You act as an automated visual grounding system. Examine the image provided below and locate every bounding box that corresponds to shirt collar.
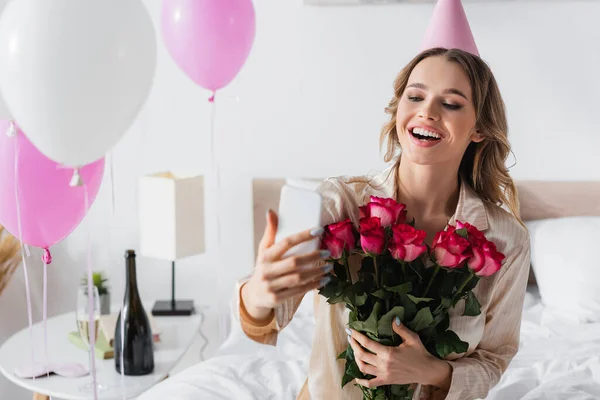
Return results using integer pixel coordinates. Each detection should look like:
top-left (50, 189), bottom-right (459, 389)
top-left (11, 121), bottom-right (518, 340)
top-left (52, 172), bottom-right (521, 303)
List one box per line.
top-left (366, 165), bottom-right (489, 231)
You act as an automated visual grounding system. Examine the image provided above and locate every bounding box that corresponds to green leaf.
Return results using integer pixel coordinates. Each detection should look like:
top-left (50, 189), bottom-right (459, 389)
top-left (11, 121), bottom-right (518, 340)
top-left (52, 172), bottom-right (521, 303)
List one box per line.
top-left (391, 384), bottom-right (412, 397)
top-left (341, 345), bottom-right (363, 388)
top-left (462, 275), bottom-right (480, 293)
top-left (383, 282), bottom-right (412, 296)
top-left (341, 372), bottom-right (354, 389)
top-left (345, 361), bottom-right (362, 379)
top-left (337, 348), bottom-right (347, 360)
top-left (439, 297), bottom-right (453, 310)
top-left (455, 228), bottom-right (468, 238)
top-left (375, 337), bottom-right (395, 346)
top-left (81, 271), bottom-right (110, 295)
top-left (372, 289), bottom-right (387, 299)
top-left (440, 271), bottom-right (458, 298)
top-left (374, 390), bottom-right (387, 400)
top-left (333, 262), bottom-right (347, 281)
top-left (435, 330), bottom-right (469, 359)
top-left (406, 294), bottom-right (434, 304)
top-left (408, 307), bottom-right (434, 332)
top-left (463, 291), bottom-right (481, 316)
top-left (377, 306), bottom-right (405, 337)
top-left (354, 292), bottom-right (368, 306)
top-left (317, 275), bottom-right (340, 298)
top-left (399, 294), bottom-right (417, 321)
top-left (349, 302), bottom-right (381, 336)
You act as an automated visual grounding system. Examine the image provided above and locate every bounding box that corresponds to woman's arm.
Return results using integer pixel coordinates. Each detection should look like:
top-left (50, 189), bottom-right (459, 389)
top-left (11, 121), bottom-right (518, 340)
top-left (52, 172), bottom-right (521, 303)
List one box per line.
top-left (236, 180), bottom-right (341, 345)
top-left (434, 238), bottom-right (531, 400)
top-left (237, 278), bottom-right (304, 345)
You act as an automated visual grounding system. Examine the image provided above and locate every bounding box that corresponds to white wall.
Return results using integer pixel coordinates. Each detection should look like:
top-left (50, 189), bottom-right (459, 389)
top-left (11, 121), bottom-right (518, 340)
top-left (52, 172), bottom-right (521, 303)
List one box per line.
top-left (2, 0), bottom-right (600, 398)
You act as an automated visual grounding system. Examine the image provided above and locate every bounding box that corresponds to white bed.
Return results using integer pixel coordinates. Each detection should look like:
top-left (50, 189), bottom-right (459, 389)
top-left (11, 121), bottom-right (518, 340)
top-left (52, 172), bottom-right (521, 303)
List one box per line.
top-left (139, 179), bottom-right (600, 400)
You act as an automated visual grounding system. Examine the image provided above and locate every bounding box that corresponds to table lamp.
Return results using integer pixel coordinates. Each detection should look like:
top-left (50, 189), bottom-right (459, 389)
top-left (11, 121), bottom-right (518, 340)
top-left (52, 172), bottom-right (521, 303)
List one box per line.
top-left (139, 172), bottom-right (205, 316)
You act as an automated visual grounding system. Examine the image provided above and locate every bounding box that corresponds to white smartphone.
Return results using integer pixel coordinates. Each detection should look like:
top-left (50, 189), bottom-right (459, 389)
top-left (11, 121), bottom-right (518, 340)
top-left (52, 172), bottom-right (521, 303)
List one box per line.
top-left (275, 184), bottom-right (323, 259)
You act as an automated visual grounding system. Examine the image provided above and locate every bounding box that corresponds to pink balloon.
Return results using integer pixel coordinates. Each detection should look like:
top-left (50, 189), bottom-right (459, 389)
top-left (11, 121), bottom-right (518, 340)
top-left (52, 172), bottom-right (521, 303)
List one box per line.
top-left (161, 0), bottom-right (256, 92)
top-left (0, 121), bottom-right (104, 250)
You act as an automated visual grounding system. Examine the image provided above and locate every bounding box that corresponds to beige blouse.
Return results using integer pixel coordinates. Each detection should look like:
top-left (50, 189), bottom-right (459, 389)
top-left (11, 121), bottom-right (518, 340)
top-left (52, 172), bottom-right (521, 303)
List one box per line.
top-left (236, 165), bottom-right (531, 400)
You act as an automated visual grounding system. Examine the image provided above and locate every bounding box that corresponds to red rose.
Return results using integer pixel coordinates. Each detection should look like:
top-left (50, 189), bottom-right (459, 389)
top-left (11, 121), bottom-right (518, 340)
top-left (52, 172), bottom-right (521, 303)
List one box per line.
top-left (361, 196), bottom-right (407, 227)
top-left (359, 217), bottom-right (381, 232)
top-left (359, 205), bottom-right (369, 219)
top-left (432, 230), bottom-right (470, 268)
top-left (321, 219), bottom-right (356, 259)
top-left (359, 217), bottom-right (386, 255)
top-left (456, 220), bottom-right (486, 246)
top-left (468, 241), bottom-right (505, 277)
top-left (389, 224), bottom-right (427, 262)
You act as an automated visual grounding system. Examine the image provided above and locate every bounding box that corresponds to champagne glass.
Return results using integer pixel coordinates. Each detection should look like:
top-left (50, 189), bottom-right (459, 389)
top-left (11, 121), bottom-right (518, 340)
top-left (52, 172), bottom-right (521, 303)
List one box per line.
top-left (76, 285), bottom-right (107, 392)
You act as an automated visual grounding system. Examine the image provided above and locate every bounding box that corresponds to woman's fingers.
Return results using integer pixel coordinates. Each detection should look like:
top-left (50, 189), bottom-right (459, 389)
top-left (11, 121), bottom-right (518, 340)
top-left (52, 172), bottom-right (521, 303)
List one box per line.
top-left (271, 277), bottom-right (329, 303)
top-left (349, 329), bottom-right (387, 356)
top-left (348, 335), bottom-right (379, 367)
top-left (267, 262), bottom-right (333, 292)
top-left (263, 248), bottom-right (331, 280)
top-left (257, 209), bottom-right (279, 255)
top-left (263, 227), bottom-right (324, 262)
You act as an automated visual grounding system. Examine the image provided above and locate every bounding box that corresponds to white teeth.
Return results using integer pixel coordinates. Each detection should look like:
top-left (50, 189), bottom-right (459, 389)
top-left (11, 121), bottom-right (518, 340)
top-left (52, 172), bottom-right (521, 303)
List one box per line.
top-left (412, 127), bottom-right (441, 139)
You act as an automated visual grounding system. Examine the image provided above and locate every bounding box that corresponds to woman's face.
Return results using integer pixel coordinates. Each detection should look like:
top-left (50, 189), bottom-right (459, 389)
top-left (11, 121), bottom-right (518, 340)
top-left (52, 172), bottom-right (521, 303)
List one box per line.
top-left (396, 56), bottom-right (482, 167)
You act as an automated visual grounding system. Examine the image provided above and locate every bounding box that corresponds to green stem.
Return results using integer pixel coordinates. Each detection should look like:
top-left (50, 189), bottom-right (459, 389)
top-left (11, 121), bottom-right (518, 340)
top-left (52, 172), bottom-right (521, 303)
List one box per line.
top-left (374, 256), bottom-right (380, 289)
top-left (343, 254), bottom-right (352, 284)
top-left (423, 265), bottom-right (440, 297)
top-left (453, 271), bottom-right (475, 303)
top-left (401, 262), bottom-right (407, 279)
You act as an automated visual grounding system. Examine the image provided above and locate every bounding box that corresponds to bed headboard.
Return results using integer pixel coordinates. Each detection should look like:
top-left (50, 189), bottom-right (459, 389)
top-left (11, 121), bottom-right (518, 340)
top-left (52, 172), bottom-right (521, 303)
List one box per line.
top-left (252, 178), bottom-right (600, 285)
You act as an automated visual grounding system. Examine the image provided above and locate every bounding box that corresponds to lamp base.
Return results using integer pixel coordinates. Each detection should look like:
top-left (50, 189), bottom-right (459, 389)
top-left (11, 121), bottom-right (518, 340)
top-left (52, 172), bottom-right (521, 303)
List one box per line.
top-left (151, 300), bottom-right (195, 316)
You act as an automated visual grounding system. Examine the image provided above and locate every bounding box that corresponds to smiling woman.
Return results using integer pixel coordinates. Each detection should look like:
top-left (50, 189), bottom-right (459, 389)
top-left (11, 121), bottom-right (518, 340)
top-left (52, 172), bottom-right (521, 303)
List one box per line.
top-left (380, 47), bottom-right (520, 231)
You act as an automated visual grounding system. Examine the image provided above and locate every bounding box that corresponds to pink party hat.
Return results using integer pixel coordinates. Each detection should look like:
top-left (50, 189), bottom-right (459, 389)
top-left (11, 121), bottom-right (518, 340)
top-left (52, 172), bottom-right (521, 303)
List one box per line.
top-left (420, 0), bottom-right (479, 57)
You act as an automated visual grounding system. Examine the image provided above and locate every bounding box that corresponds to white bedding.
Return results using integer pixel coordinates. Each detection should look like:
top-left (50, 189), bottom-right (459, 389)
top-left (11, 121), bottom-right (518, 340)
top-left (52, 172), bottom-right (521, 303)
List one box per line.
top-left (139, 289), bottom-right (600, 400)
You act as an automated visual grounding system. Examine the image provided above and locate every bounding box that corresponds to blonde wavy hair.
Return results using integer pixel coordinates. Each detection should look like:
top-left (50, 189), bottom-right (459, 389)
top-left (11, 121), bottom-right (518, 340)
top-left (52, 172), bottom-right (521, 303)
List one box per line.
top-left (380, 47), bottom-right (523, 226)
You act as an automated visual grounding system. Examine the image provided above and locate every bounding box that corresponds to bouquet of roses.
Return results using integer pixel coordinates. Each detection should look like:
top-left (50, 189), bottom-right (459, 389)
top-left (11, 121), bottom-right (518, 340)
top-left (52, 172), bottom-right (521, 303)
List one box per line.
top-left (318, 196), bottom-right (505, 400)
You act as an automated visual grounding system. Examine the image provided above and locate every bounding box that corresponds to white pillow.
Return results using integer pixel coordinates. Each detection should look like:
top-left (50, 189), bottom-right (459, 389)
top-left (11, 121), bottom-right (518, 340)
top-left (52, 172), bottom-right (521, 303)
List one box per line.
top-left (526, 216), bottom-right (600, 322)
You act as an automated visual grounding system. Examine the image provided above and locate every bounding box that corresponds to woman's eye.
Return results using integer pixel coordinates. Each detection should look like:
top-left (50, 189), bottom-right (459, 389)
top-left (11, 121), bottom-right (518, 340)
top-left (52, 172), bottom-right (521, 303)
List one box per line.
top-left (443, 103), bottom-right (462, 110)
top-left (408, 96), bottom-right (422, 102)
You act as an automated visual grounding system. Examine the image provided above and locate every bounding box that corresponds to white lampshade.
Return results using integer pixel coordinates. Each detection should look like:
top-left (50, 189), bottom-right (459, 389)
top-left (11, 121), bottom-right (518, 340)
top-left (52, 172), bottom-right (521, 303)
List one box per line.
top-left (139, 172), bottom-right (205, 261)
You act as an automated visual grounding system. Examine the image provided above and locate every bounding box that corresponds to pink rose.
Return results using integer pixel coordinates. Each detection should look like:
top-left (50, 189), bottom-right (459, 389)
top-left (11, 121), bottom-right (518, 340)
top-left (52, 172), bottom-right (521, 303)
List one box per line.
top-left (321, 235), bottom-right (345, 259)
top-left (321, 219), bottom-right (356, 259)
top-left (468, 241), bottom-right (505, 277)
top-left (389, 224), bottom-right (427, 262)
top-left (359, 217), bottom-right (386, 255)
top-left (361, 196), bottom-right (407, 227)
top-left (432, 230), bottom-right (470, 268)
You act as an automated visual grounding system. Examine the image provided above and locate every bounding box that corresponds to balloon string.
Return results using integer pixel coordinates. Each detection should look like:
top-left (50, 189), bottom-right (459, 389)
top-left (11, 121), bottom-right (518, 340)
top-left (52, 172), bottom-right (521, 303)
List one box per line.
top-left (7, 120), bottom-right (16, 137)
top-left (109, 152), bottom-right (116, 218)
top-left (118, 205), bottom-right (125, 397)
top-left (209, 92), bottom-right (224, 338)
top-left (42, 251), bottom-right (49, 378)
top-left (108, 151), bottom-right (125, 396)
top-left (13, 129), bottom-right (36, 380)
top-left (208, 91), bottom-right (215, 103)
top-left (84, 187), bottom-right (98, 400)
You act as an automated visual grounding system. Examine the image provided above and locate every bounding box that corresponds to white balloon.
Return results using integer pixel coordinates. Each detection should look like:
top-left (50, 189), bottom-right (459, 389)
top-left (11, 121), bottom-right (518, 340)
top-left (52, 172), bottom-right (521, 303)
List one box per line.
top-left (0, 0), bottom-right (156, 166)
top-left (0, 91), bottom-right (10, 120)
top-left (0, 0), bottom-right (11, 120)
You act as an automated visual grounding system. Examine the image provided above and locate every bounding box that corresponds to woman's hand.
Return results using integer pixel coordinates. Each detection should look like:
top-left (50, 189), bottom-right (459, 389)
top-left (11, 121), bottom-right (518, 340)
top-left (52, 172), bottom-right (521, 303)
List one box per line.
top-left (347, 318), bottom-right (452, 389)
top-left (241, 209), bottom-right (333, 321)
